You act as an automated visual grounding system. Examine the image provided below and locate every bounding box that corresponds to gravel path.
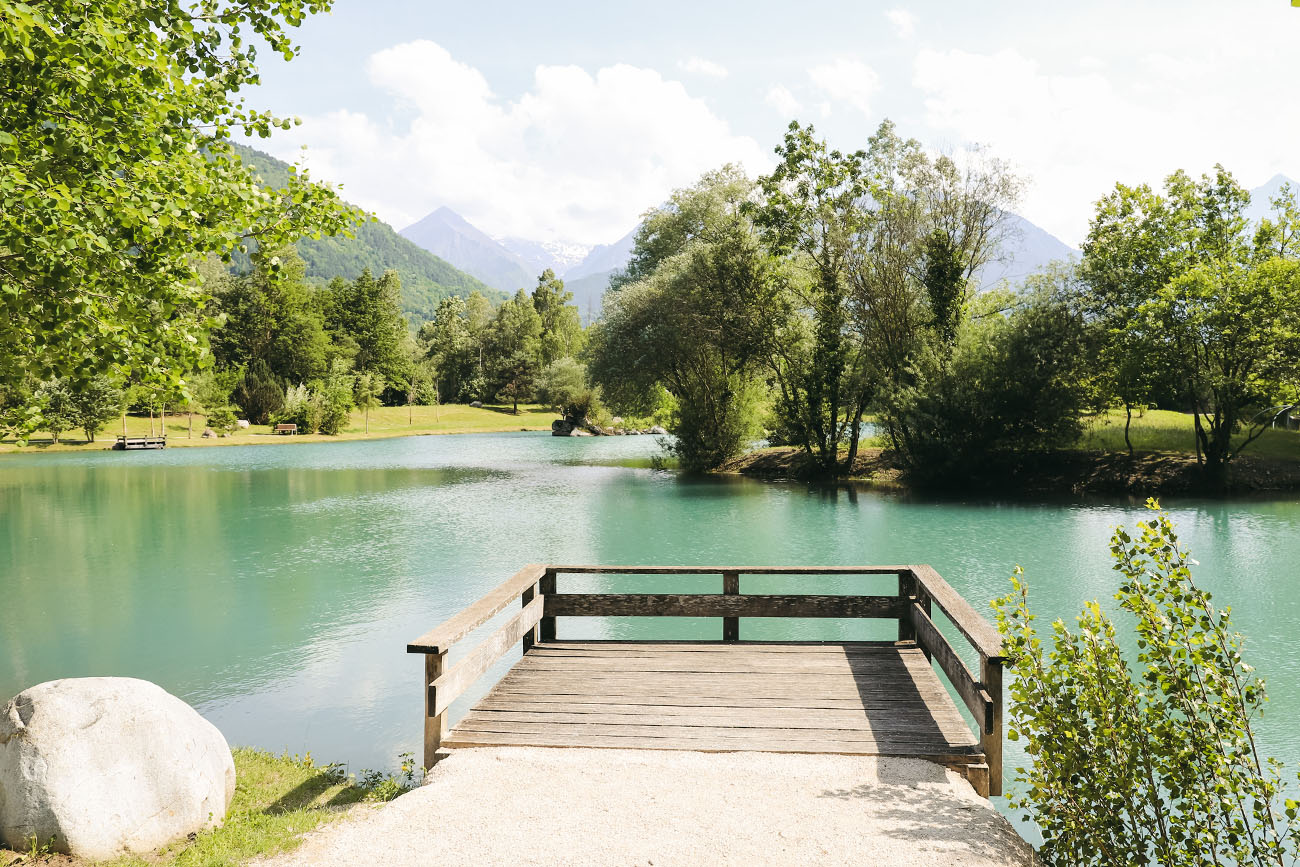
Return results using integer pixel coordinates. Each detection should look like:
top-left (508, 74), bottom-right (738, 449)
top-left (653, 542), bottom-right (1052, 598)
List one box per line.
top-left (258, 748), bottom-right (1034, 866)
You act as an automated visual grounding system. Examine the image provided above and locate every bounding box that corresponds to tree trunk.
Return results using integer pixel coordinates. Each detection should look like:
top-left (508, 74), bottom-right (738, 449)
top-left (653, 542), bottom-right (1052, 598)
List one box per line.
top-left (365, 408), bottom-right (370, 435)
top-left (1124, 403), bottom-right (1133, 457)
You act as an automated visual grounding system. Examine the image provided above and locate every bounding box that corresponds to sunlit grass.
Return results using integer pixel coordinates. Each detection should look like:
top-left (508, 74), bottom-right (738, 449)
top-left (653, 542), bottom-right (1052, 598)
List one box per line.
top-left (0, 404), bottom-right (557, 453)
top-left (1076, 409), bottom-right (1300, 461)
top-left (0, 748), bottom-right (423, 867)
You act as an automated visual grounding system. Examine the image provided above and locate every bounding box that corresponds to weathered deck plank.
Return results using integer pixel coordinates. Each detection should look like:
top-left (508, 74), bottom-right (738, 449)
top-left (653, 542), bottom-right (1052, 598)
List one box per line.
top-left (443, 643), bottom-right (979, 767)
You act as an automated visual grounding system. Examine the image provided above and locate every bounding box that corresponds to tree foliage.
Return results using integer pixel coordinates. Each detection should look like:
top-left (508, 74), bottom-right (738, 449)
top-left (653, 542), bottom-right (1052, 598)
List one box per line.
top-left (996, 502), bottom-right (1300, 866)
top-left (882, 268), bottom-right (1099, 481)
top-left (1082, 168), bottom-right (1300, 484)
top-left (590, 166), bottom-right (784, 470)
top-left (324, 268), bottom-right (412, 395)
top-left (0, 0), bottom-right (358, 433)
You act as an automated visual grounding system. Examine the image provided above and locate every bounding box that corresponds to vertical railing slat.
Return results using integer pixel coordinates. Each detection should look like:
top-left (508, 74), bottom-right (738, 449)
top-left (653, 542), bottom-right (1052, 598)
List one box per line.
top-left (722, 571), bottom-right (739, 641)
top-left (539, 568), bottom-right (557, 642)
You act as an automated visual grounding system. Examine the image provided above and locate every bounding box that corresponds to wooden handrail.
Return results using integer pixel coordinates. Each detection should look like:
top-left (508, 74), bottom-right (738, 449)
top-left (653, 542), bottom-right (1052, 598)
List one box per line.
top-left (547, 565), bottom-right (911, 575)
top-left (545, 593), bottom-right (905, 618)
top-left (908, 602), bottom-right (994, 733)
top-left (909, 564), bottom-right (1004, 662)
top-left (407, 563), bottom-right (546, 654)
top-left (429, 596), bottom-right (545, 717)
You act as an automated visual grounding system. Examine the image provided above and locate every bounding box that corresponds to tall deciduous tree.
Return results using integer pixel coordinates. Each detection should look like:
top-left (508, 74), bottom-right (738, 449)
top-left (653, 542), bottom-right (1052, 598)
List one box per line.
top-left (752, 123), bottom-right (870, 474)
top-left (0, 0), bottom-right (358, 433)
top-left (1082, 167), bottom-right (1300, 484)
top-left (324, 269), bottom-right (412, 397)
top-left (211, 248), bottom-right (331, 384)
top-left (531, 270), bottom-right (584, 367)
top-left (488, 290), bottom-right (543, 412)
top-left (591, 167), bottom-right (786, 470)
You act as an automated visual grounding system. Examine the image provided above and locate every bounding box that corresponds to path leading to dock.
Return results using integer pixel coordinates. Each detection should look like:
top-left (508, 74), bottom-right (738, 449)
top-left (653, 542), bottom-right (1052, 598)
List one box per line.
top-left (258, 747), bottom-right (1034, 866)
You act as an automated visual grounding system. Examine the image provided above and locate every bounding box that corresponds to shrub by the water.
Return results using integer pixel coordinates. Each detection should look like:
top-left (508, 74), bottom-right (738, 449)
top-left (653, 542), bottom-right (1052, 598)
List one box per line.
top-left (275, 383), bottom-right (321, 434)
top-left (995, 501), bottom-right (1300, 865)
top-left (234, 360), bottom-right (285, 426)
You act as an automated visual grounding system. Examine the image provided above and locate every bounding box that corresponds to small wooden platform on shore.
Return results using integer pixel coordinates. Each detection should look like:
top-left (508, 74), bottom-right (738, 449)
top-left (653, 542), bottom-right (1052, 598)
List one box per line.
top-left (114, 435), bottom-right (167, 450)
top-left (408, 564), bottom-right (1005, 796)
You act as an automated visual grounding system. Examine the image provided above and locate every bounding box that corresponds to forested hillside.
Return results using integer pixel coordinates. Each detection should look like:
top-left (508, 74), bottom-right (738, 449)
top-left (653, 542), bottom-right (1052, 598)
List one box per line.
top-left (230, 144), bottom-right (498, 323)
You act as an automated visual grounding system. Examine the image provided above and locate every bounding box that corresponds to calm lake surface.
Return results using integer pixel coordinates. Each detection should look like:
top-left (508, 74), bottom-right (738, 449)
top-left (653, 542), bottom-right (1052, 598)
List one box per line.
top-left (4, 431), bottom-right (1300, 816)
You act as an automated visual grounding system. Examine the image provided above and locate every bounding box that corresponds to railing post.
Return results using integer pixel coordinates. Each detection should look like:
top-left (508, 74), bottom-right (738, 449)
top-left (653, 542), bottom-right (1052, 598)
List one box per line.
top-left (521, 582), bottom-right (537, 653)
top-left (981, 654), bottom-right (1003, 797)
top-left (899, 570), bottom-right (932, 661)
top-left (897, 571), bottom-right (916, 643)
top-left (722, 571), bottom-right (739, 641)
top-left (423, 651), bottom-right (447, 770)
top-left (539, 568), bottom-right (557, 642)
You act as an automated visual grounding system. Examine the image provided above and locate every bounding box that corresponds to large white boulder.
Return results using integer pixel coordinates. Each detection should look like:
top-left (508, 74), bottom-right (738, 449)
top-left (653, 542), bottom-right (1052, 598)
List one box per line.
top-left (0, 677), bottom-right (235, 859)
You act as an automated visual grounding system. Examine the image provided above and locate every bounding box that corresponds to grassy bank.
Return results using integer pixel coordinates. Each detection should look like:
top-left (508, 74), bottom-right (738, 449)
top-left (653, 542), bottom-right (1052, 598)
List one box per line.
top-left (1078, 408), bottom-right (1300, 461)
top-left (724, 410), bottom-right (1300, 495)
top-left (0, 748), bottom-right (415, 867)
top-left (0, 404), bottom-right (556, 455)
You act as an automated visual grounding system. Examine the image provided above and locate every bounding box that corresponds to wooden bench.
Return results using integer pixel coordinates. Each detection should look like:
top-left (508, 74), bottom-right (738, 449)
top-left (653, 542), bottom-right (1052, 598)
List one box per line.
top-left (408, 564), bottom-right (1005, 797)
top-left (274, 423), bottom-right (297, 435)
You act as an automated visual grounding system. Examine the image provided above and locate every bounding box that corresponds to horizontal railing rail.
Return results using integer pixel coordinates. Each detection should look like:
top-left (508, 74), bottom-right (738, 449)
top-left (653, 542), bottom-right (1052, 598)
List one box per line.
top-left (407, 564), bottom-right (1004, 796)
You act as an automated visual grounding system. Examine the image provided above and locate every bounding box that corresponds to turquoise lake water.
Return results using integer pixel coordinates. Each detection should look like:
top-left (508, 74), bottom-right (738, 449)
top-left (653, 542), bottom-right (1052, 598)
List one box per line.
top-left (3, 431), bottom-right (1299, 820)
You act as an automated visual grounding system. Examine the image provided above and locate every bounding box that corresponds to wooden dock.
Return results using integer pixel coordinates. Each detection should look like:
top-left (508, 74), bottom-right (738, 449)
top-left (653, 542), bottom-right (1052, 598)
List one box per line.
top-left (408, 565), bottom-right (1005, 797)
top-left (114, 435), bottom-right (167, 450)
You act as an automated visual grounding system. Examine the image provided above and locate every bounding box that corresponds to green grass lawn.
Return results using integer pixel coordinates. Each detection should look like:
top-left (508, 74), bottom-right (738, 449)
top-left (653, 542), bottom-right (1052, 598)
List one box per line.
top-left (1076, 409), bottom-right (1300, 461)
top-left (1, 749), bottom-right (414, 867)
top-left (0, 404), bottom-right (557, 454)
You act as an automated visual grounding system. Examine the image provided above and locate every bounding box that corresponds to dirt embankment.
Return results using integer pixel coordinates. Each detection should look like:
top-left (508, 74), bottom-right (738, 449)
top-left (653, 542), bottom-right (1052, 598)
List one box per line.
top-left (719, 447), bottom-right (1300, 497)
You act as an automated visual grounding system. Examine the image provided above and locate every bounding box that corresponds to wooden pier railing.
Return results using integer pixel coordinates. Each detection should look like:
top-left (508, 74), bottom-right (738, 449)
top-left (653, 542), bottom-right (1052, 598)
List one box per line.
top-left (408, 564), bottom-right (1005, 797)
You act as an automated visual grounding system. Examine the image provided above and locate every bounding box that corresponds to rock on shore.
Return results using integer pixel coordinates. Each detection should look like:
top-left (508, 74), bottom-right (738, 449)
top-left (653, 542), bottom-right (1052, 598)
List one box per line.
top-left (0, 677), bottom-right (235, 859)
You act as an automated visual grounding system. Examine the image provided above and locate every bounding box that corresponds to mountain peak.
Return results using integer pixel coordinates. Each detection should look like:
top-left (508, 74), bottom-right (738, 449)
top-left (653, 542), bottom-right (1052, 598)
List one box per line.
top-left (400, 208), bottom-right (535, 293)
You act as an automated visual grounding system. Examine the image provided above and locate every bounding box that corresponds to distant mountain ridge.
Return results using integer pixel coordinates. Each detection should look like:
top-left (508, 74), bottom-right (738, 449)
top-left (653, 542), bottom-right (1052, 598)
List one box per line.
top-left (230, 145), bottom-right (495, 324)
top-left (978, 214), bottom-right (1077, 291)
top-left (397, 178), bottom-right (1300, 323)
top-left (400, 208), bottom-right (536, 294)
top-left (1245, 174), bottom-right (1298, 225)
top-left (497, 237), bottom-right (591, 277)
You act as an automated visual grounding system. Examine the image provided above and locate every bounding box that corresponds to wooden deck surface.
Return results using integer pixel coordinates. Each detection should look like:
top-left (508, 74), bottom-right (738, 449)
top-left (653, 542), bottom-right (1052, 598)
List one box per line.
top-left (444, 641), bottom-right (981, 765)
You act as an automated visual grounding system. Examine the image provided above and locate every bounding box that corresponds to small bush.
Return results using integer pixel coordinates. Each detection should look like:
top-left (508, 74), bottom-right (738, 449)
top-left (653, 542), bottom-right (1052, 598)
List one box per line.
top-left (275, 383), bottom-right (321, 434)
top-left (995, 500), bottom-right (1300, 866)
top-left (205, 405), bottom-right (238, 433)
top-left (314, 360), bottom-right (355, 435)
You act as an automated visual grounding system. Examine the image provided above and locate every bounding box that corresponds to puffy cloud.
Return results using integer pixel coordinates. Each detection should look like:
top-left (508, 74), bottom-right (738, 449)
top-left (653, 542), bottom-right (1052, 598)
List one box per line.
top-left (912, 42), bottom-right (1300, 245)
top-left (808, 58), bottom-right (880, 115)
top-left (765, 84), bottom-right (802, 117)
top-left (679, 57), bottom-right (729, 78)
top-left (885, 9), bottom-right (916, 39)
top-left (264, 40), bottom-right (767, 245)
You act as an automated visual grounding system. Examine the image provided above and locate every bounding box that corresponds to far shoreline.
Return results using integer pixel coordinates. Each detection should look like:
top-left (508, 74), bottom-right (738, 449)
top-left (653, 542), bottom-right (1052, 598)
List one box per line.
top-left (0, 404), bottom-right (558, 456)
top-left (718, 445), bottom-right (1300, 499)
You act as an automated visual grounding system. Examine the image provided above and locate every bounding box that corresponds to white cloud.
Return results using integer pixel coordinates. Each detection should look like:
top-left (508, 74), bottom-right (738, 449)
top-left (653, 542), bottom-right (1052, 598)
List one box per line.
top-left (885, 9), bottom-right (916, 39)
top-left (765, 84), bottom-right (802, 117)
top-left (264, 40), bottom-right (767, 245)
top-left (808, 58), bottom-right (880, 115)
top-left (911, 43), bottom-right (1300, 245)
top-left (679, 57), bottom-right (729, 78)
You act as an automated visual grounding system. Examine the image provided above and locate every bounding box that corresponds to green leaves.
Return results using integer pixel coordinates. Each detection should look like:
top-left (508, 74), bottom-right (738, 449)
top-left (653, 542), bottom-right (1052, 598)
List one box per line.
top-left (1080, 168), bottom-right (1300, 484)
top-left (996, 503), bottom-right (1299, 865)
top-left (1, 0), bottom-right (359, 435)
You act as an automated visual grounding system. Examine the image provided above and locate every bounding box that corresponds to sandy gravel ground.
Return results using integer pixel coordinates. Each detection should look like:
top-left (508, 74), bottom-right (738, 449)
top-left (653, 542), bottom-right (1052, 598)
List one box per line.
top-left (257, 747), bottom-right (1034, 866)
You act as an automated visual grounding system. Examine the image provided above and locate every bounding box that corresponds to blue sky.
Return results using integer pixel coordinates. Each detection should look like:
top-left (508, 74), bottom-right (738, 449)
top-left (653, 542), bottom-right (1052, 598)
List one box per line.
top-left (253, 0), bottom-right (1300, 247)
